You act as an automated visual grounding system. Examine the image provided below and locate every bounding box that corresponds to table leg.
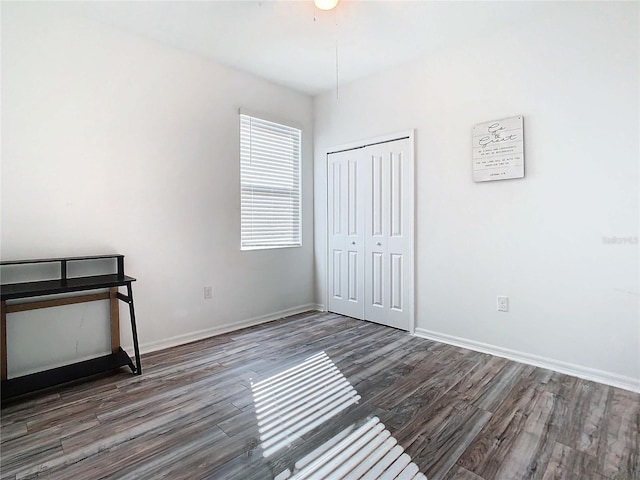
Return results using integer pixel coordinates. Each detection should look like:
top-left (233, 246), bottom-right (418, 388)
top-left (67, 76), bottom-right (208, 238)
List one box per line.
top-left (109, 288), bottom-right (120, 354)
top-left (1, 301), bottom-right (7, 380)
top-left (126, 284), bottom-right (142, 375)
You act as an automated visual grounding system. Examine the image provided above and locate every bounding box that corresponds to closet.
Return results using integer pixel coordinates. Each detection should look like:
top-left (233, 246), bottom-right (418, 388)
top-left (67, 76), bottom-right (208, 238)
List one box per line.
top-left (327, 136), bottom-right (414, 331)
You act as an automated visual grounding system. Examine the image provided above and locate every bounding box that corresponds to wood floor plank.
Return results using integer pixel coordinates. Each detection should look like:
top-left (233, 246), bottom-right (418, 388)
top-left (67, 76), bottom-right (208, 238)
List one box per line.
top-left (371, 348), bottom-right (481, 411)
top-left (455, 360), bottom-right (529, 413)
top-left (540, 442), bottom-right (603, 480)
top-left (0, 437), bottom-right (63, 479)
top-left (406, 404), bottom-right (492, 480)
top-left (596, 387), bottom-right (640, 479)
top-left (484, 389), bottom-right (562, 480)
top-left (453, 365), bottom-right (550, 477)
top-left (22, 402), bottom-right (238, 480)
top-left (2, 416), bottom-right (99, 462)
top-left (443, 465), bottom-right (486, 480)
top-left (0, 421), bottom-right (28, 442)
top-left (557, 379), bottom-right (610, 457)
top-left (2, 311), bottom-right (638, 480)
top-left (380, 359), bottom-right (482, 435)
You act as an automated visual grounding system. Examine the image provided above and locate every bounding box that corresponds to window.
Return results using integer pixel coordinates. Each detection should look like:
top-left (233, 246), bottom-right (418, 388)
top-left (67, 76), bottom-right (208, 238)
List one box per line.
top-left (240, 113), bottom-right (302, 249)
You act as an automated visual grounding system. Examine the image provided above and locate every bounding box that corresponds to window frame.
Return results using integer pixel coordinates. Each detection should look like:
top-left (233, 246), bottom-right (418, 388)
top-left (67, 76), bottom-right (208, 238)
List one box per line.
top-left (240, 111), bottom-right (302, 251)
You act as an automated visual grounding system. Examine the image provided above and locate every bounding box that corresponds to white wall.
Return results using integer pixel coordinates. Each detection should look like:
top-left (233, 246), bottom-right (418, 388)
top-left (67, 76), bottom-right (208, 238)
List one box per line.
top-left (314, 2), bottom-right (640, 389)
top-left (1, 3), bottom-right (315, 376)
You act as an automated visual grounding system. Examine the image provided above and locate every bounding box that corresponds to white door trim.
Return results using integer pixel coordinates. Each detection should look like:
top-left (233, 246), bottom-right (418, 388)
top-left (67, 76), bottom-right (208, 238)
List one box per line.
top-left (325, 130), bottom-right (415, 334)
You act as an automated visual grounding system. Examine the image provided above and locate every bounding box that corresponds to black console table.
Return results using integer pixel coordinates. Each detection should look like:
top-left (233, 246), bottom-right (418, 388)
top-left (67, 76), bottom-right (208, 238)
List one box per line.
top-left (0, 254), bottom-right (141, 402)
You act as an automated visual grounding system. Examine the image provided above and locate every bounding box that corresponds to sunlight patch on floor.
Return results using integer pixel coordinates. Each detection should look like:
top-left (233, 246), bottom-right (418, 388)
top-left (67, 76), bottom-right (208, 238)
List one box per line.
top-left (251, 351), bottom-right (360, 458)
top-left (251, 351), bottom-right (426, 479)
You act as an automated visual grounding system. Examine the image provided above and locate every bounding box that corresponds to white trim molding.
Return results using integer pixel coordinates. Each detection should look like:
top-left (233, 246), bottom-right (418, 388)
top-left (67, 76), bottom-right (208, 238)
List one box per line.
top-left (13, 304), bottom-right (323, 378)
top-left (414, 328), bottom-right (640, 394)
top-left (127, 304), bottom-right (321, 356)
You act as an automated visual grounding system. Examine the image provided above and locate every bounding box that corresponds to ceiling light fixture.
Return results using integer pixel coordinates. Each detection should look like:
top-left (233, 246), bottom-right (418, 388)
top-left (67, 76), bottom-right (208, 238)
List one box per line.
top-left (314, 0), bottom-right (339, 11)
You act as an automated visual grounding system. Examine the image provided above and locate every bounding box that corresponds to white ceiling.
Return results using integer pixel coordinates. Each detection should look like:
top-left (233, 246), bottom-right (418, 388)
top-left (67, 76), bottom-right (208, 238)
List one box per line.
top-left (60, 1), bottom-right (551, 96)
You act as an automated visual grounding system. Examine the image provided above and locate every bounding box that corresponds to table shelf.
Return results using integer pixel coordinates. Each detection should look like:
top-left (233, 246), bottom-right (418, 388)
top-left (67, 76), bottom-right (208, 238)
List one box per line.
top-left (1, 348), bottom-right (135, 401)
top-left (1, 274), bottom-right (136, 301)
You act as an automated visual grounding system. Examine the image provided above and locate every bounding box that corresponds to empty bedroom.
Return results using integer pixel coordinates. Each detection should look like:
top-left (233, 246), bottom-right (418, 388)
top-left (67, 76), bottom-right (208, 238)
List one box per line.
top-left (1, 1), bottom-right (638, 479)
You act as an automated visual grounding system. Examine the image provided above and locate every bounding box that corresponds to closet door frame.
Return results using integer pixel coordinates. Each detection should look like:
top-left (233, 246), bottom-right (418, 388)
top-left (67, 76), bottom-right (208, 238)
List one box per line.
top-left (325, 130), bottom-right (415, 334)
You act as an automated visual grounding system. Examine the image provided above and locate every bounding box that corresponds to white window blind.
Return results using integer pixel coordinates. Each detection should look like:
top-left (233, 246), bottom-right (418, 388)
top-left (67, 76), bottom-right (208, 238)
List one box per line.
top-left (240, 114), bottom-right (302, 249)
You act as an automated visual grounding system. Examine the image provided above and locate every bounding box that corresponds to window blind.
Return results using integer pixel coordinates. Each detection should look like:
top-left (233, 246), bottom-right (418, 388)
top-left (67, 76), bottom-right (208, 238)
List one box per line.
top-left (240, 114), bottom-right (302, 249)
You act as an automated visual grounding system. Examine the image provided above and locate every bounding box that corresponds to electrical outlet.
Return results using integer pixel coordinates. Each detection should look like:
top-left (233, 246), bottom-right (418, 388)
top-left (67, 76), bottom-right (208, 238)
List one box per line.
top-left (204, 286), bottom-right (213, 300)
top-left (497, 296), bottom-right (509, 312)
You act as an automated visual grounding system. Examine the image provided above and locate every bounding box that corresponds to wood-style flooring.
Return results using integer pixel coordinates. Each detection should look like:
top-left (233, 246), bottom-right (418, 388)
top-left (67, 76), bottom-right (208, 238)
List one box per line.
top-left (1, 311), bottom-right (639, 479)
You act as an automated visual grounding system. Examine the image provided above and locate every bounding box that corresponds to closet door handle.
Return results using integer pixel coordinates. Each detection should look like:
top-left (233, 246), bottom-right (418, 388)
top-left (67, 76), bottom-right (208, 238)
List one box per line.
top-left (376, 242), bottom-right (382, 246)
top-left (351, 242), bottom-right (356, 245)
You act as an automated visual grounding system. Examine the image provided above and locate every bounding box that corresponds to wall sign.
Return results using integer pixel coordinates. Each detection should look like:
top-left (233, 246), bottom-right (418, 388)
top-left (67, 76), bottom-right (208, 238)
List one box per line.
top-left (472, 115), bottom-right (524, 182)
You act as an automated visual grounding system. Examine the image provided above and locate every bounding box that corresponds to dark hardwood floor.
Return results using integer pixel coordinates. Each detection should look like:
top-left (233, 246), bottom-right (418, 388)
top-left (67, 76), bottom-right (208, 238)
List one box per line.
top-left (1, 311), bottom-right (638, 479)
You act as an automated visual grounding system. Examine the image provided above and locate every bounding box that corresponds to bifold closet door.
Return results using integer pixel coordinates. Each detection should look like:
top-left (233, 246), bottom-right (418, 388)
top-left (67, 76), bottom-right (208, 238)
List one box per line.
top-left (363, 139), bottom-right (412, 331)
top-left (327, 148), bottom-right (365, 319)
top-left (327, 137), bottom-right (412, 331)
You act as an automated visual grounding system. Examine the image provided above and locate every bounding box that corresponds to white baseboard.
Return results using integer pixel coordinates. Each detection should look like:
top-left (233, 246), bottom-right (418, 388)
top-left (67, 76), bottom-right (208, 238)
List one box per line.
top-left (9, 304), bottom-right (322, 378)
top-left (414, 328), bottom-right (640, 394)
top-left (127, 303), bottom-right (321, 356)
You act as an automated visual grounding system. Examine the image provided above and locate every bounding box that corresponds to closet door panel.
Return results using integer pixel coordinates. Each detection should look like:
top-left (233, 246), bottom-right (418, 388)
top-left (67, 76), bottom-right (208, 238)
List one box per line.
top-left (364, 139), bottom-right (412, 330)
top-left (327, 150), bottom-right (365, 319)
